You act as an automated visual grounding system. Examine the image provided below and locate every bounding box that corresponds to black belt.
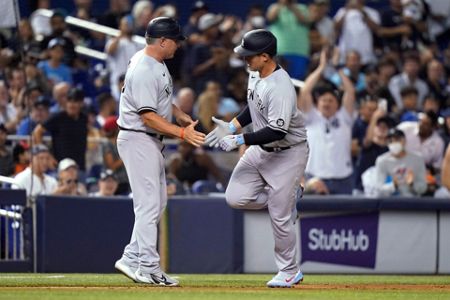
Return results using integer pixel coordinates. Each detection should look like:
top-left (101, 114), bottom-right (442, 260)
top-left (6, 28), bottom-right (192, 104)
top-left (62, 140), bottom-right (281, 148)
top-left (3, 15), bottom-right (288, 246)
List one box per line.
top-left (259, 145), bottom-right (291, 152)
top-left (118, 126), bottom-right (164, 141)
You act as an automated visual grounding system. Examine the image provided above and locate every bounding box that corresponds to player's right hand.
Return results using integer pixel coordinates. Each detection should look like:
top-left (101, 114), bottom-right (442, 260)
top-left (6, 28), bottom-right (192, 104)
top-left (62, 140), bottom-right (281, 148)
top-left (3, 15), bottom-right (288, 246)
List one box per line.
top-left (205, 117), bottom-right (236, 147)
top-left (184, 120), bottom-right (205, 147)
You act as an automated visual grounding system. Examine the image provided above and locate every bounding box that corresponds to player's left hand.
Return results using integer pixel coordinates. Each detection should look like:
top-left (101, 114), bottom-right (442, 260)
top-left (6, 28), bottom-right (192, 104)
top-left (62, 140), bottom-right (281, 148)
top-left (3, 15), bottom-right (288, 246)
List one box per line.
top-left (219, 134), bottom-right (245, 152)
top-left (176, 113), bottom-right (194, 127)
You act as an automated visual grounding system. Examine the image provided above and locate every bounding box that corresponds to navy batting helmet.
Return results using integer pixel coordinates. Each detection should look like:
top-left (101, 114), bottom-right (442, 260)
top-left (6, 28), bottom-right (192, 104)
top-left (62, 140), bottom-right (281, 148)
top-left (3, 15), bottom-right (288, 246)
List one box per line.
top-left (234, 29), bottom-right (277, 57)
top-left (145, 17), bottom-right (186, 41)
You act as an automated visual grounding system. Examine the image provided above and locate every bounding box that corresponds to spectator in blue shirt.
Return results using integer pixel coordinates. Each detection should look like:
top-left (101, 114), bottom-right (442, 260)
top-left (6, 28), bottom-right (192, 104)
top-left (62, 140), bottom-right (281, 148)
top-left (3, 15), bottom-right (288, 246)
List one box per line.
top-left (330, 50), bottom-right (366, 92)
top-left (38, 38), bottom-right (73, 87)
top-left (17, 96), bottom-right (50, 136)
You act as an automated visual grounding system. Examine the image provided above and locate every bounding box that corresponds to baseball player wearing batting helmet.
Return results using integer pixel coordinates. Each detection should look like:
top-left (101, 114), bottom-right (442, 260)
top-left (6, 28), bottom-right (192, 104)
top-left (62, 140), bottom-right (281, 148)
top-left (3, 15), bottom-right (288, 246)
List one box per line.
top-left (114, 17), bottom-right (205, 286)
top-left (205, 29), bottom-right (309, 287)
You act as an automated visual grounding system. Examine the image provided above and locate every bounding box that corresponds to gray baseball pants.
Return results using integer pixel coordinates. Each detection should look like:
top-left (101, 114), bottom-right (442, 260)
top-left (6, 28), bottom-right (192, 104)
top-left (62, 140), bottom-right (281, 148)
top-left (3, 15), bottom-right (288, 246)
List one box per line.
top-left (117, 130), bottom-right (167, 274)
top-left (226, 142), bottom-right (309, 274)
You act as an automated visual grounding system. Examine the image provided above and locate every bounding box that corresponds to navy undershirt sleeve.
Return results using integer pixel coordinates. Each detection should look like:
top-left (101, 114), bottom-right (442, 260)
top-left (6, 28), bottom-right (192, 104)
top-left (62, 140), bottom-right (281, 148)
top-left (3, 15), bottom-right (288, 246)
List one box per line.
top-left (236, 105), bottom-right (252, 128)
top-left (243, 127), bottom-right (286, 145)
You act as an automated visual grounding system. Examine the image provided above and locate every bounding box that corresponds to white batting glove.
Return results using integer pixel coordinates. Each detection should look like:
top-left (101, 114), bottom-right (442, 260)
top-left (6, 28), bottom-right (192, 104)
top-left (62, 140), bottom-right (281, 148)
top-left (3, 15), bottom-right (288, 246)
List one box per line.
top-left (205, 117), bottom-right (237, 148)
top-left (219, 134), bottom-right (245, 152)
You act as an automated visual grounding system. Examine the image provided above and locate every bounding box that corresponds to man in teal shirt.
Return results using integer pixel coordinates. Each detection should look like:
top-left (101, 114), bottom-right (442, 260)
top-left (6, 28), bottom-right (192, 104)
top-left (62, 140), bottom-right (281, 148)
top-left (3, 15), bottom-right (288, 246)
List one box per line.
top-left (267, 0), bottom-right (310, 79)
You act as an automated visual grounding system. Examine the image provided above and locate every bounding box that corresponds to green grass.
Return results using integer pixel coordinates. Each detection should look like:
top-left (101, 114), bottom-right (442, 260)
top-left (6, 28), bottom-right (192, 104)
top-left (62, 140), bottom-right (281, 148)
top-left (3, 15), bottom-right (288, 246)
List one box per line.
top-left (0, 274), bottom-right (450, 300)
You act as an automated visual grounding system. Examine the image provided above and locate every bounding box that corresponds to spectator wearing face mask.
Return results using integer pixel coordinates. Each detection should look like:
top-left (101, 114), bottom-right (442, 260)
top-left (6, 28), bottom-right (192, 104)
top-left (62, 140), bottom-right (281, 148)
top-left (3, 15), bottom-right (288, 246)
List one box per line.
top-left (373, 128), bottom-right (427, 196)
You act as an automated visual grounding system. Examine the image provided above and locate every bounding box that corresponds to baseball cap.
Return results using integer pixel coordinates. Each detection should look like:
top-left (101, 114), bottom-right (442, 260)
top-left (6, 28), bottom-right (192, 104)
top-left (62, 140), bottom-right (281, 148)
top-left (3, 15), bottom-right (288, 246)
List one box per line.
top-left (250, 16), bottom-right (265, 29)
top-left (58, 158), bottom-right (78, 172)
top-left (103, 116), bottom-right (119, 133)
top-left (376, 116), bottom-right (394, 128)
top-left (47, 38), bottom-right (66, 50)
top-left (0, 123), bottom-right (7, 133)
top-left (33, 96), bottom-right (51, 108)
top-left (31, 144), bottom-right (49, 155)
top-left (100, 169), bottom-right (117, 181)
top-left (441, 108), bottom-right (450, 118)
top-left (67, 87), bottom-right (85, 102)
top-left (218, 98), bottom-right (240, 116)
top-left (387, 128), bottom-right (405, 139)
top-left (25, 81), bottom-right (44, 95)
top-left (192, 1), bottom-right (208, 11)
top-left (198, 13), bottom-right (222, 31)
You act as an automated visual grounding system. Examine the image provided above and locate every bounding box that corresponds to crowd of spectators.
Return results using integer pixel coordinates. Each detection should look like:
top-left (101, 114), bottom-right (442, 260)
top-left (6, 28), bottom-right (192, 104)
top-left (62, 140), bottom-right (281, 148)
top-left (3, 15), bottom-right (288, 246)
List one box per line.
top-left (0, 0), bottom-right (449, 198)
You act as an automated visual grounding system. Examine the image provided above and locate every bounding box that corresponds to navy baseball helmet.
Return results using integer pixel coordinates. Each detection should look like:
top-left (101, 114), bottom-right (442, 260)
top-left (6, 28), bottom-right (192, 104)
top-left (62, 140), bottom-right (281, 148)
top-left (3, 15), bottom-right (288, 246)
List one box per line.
top-left (234, 29), bottom-right (277, 57)
top-left (145, 17), bottom-right (186, 41)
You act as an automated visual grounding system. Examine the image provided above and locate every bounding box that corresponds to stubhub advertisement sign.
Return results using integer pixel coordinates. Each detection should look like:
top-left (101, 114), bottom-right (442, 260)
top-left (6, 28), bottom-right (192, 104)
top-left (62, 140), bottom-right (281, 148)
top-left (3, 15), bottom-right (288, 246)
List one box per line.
top-left (300, 212), bottom-right (379, 268)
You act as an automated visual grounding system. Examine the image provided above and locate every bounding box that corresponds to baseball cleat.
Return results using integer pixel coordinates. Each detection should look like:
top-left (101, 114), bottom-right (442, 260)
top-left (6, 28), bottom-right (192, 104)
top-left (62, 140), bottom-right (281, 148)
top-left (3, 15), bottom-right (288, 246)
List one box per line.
top-left (115, 259), bottom-right (138, 282)
top-left (135, 270), bottom-right (179, 287)
top-left (267, 270), bottom-right (304, 288)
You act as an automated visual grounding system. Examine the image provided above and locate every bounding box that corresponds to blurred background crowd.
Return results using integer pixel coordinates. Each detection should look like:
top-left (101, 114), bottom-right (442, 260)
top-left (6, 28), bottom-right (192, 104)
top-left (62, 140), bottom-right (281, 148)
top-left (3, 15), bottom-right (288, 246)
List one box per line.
top-left (0, 0), bottom-right (449, 198)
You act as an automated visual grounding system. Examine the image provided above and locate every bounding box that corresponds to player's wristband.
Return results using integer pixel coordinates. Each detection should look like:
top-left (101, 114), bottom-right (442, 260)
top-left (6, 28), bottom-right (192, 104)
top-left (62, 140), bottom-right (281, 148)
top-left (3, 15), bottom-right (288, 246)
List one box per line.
top-left (228, 122), bottom-right (237, 134)
top-left (235, 134), bottom-right (245, 146)
top-left (180, 127), bottom-right (185, 140)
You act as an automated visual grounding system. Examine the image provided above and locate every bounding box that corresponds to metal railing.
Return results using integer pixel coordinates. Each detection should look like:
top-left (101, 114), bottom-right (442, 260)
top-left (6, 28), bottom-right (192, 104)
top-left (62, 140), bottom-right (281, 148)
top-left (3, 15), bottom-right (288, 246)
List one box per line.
top-left (35, 9), bottom-right (145, 62)
top-left (0, 205), bottom-right (25, 261)
top-left (0, 189), bottom-right (32, 272)
top-left (33, 9), bottom-right (305, 88)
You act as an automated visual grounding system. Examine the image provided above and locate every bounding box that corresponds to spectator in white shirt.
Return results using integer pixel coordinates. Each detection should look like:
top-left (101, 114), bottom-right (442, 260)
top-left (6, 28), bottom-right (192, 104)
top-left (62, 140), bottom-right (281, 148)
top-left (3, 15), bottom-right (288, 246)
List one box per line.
top-left (105, 15), bottom-right (142, 100)
top-left (397, 110), bottom-right (445, 171)
top-left (298, 49), bottom-right (356, 194)
top-left (334, 0), bottom-right (380, 65)
top-left (309, 0), bottom-right (334, 44)
top-left (13, 144), bottom-right (57, 197)
top-left (389, 52), bottom-right (429, 109)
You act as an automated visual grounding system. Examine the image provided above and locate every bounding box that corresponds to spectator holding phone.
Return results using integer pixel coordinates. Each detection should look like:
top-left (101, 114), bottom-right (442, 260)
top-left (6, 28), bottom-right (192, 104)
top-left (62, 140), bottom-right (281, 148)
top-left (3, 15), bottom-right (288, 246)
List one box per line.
top-left (354, 108), bottom-right (391, 192)
top-left (334, 0), bottom-right (380, 65)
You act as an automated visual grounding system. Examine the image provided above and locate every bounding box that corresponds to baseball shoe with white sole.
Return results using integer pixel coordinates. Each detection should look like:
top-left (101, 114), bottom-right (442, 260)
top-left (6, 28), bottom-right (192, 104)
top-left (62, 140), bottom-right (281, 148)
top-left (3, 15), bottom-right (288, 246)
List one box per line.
top-left (267, 270), bottom-right (304, 288)
top-left (114, 258), bottom-right (138, 282)
top-left (135, 269), bottom-right (179, 287)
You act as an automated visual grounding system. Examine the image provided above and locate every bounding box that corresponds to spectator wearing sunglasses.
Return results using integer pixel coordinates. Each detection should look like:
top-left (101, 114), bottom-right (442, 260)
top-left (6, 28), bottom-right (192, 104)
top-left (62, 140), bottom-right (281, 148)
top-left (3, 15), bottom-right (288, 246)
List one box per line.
top-left (54, 158), bottom-right (87, 196)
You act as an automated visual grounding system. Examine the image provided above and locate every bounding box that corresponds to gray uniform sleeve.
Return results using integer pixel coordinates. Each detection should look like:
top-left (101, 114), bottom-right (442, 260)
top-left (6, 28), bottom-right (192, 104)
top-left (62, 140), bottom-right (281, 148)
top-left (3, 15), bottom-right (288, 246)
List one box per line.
top-left (374, 156), bottom-right (395, 196)
top-left (266, 85), bottom-right (293, 133)
top-left (131, 70), bottom-right (159, 114)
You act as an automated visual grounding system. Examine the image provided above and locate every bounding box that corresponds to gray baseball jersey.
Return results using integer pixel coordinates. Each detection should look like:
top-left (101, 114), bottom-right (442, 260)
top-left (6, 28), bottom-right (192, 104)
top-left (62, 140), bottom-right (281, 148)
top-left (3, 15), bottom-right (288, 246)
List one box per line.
top-left (247, 67), bottom-right (307, 147)
top-left (117, 49), bottom-right (173, 133)
top-left (116, 49), bottom-right (173, 275)
top-left (226, 66), bottom-right (309, 275)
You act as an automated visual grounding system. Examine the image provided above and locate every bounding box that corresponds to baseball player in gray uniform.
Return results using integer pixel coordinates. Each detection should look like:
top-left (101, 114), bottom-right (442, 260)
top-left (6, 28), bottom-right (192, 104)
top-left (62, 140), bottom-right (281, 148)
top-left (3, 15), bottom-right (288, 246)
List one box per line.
top-left (206, 29), bottom-right (309, 288)
top-left (114, 17), bottom-right (205, 286)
